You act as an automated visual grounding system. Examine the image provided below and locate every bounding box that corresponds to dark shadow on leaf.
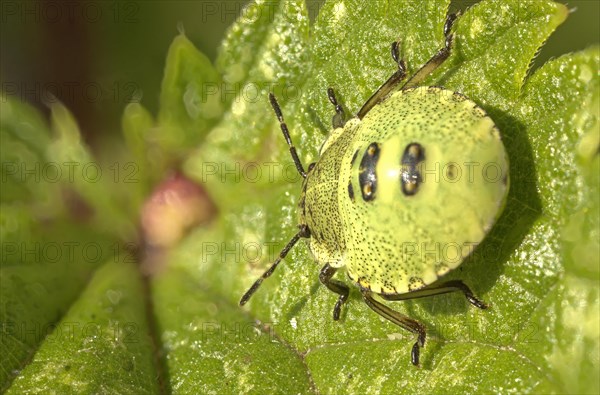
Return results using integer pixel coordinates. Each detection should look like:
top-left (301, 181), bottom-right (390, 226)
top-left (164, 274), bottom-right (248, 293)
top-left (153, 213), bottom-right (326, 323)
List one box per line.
top-left (417, 110), bottom-right (541, 316)
top-left (304, 102), bottom-right (330, 136)
top-left (422, 341), bottom-right (444, 371)
top-left (285, 280), bottom-right (322, 321)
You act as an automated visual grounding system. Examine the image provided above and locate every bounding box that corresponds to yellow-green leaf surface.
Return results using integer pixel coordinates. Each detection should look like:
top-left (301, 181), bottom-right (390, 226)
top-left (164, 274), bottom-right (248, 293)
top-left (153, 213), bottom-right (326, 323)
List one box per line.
top-left (0, 216), bottom-right (116, 389)
top-left (6, 259), bottom-right (159, 394)
top-left (153, 262), bottom-right (313, 393)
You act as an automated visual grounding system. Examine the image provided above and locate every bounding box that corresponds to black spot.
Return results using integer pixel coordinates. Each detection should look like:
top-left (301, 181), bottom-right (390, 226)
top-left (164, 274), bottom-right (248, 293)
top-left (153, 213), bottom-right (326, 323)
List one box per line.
top-left (359, 143), bottom-right (380, 201)
top-left (401, 143), bottom-right (425, 196)
top-left (308, 162), bottom-right (316, 172)
top-left (348, 181), bottom-right (355, 201)
top-left (446, 163), bottom-right (457, 179)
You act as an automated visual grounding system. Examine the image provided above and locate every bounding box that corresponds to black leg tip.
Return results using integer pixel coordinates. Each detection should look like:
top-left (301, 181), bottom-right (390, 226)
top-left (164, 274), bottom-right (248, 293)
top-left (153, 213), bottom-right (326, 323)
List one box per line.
top-left (411, 342), bottom-right (421, 367)
top-left (333, 301), bottom-right (342, 320)
top-left (327, 87), bottom-right (337, 105)
top-left (467, 295), bottom-right (489, 310)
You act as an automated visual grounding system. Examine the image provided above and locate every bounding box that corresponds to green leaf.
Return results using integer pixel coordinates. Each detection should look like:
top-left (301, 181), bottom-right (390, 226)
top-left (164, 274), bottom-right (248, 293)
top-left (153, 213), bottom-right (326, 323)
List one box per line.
top-left (3, 0), bottom-right (598, 393)
top-left (0, 98), bottom-right (58, 207)
top-left (0, 100), bottom-right (132, 390)
top-left (183, 0), bottom-right (310, 205)
top-left (0, 98), bottom-right (138, 236)
top-left (511, 48), bottom-right (600, 394)
top-left (158, 34), bottom-right (223, 156)
top-left (440, 0), bottom-right (569, 107)
top-left (46, 102), bottom-right (137, 237)
top-left (175, 0), bottom-right (598, 393)
top-left (122, 102), bottom-right (156, 198)
top-left (0, 213), bottom-right (116, 390)
top-left (152, 258), bottom-right (314, 393)
top-left (5, 258), bottom-right (159, 394)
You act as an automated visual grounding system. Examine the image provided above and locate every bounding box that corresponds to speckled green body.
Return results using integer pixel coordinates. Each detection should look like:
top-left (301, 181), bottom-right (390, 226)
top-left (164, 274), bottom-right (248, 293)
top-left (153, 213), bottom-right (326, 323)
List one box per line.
top-left (300, 86), bottom-right (509, 295)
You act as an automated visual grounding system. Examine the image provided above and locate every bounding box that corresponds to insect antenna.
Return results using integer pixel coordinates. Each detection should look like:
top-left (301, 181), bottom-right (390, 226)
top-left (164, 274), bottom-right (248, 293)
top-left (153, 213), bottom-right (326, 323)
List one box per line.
top-left (269, 93), bottom-right (307, 178)
top-left (240, 225), bottom-right (309, 306)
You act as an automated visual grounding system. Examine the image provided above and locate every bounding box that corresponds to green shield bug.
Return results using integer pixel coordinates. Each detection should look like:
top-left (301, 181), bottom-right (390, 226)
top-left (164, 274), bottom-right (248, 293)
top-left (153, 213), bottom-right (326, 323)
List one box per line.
top-left (240, 12), bottom-right (509, 366)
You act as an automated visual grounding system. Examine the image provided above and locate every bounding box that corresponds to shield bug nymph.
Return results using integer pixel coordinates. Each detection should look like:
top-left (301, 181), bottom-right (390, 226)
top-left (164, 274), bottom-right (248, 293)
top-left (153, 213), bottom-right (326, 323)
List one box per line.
top-left (240, 11), bottom-right (509, 366)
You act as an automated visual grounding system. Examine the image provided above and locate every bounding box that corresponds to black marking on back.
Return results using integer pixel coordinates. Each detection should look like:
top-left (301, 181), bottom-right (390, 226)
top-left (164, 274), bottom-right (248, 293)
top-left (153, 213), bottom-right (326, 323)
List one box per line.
top-left (359, 143), bottom-right (380, 202)
top-left (401, 143), bottom-right (425, 196)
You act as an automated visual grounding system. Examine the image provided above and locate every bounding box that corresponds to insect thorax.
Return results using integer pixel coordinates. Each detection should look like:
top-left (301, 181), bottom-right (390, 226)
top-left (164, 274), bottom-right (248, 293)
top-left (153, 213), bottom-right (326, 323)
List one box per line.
top-left (299, 119), bottom-right (362, 268)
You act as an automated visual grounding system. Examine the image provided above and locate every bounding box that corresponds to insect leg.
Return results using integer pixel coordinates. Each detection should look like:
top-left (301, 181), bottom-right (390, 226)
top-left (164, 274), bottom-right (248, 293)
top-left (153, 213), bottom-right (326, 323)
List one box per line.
top-left (357, 11), bottom-right (459, 119)
top-left (380, 280), bottom-right (488, 310)
top-left (327, 87), bottom-right (346, 129)
top-left (239, 225), bottom-right (310, 306)
top-left (356, 43), bottom-right (407, 119)
top-left (400, 12), bottom-right (459, 90)
top-left (390, 40), bottom-right (402, 67)
top-left (361, 290), bottom-right (426, 366)
top-left (269, 93), bottom-right (306, 178)
top-left (319, 264), bottom-right (350, 320)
